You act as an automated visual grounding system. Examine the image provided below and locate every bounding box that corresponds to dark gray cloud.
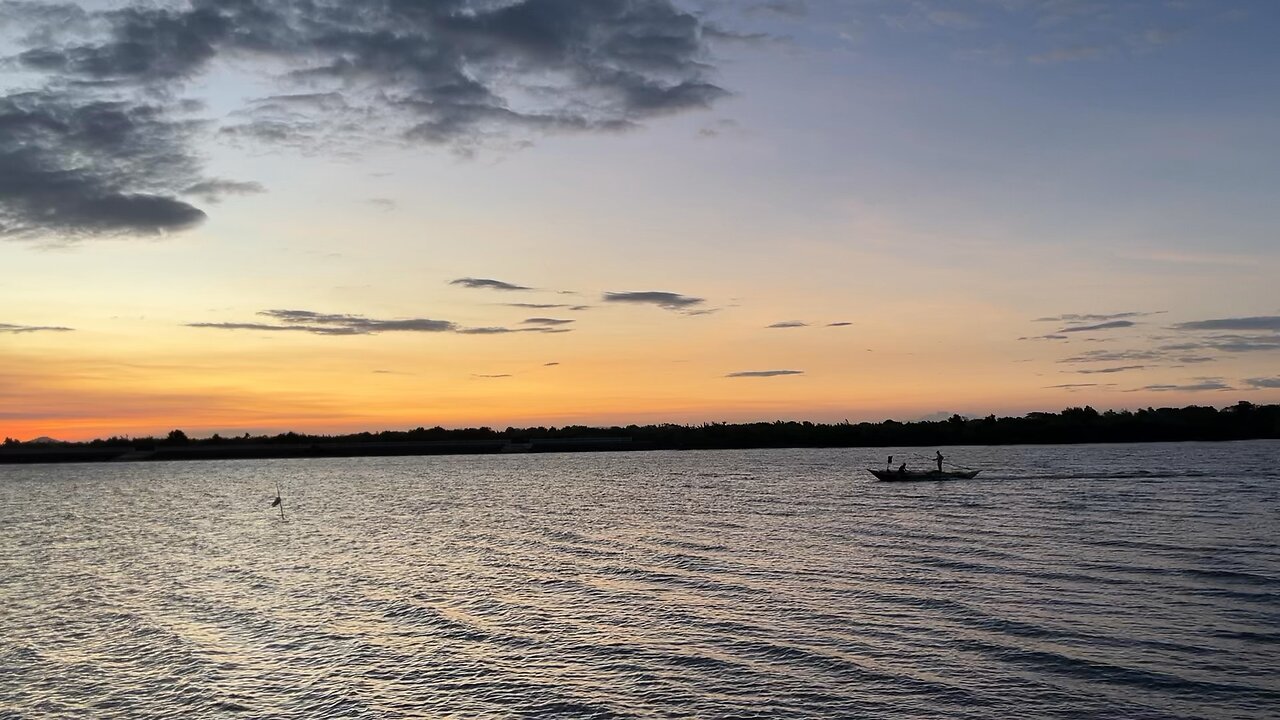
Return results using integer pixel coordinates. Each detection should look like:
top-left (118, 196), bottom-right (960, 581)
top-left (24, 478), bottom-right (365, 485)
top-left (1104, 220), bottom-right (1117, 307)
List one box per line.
top-left (1045, 383), bottom-right (1117, 390)
top-left (183, 179), bottom-right (265, 203)
top-left (522, 317), bottom-right (574, 326)
top-left (826, 321), bottom-right (852, 327)
top-left (2, 0), bottom-right (730, 238)
top-left (188, 308), bottom-right (572, 336)
top-left (451, 277), bottom-right (533, 291)
top-left (1173, 316), bottom-right (1280, 332)
top-left (767, 321), bottom-right (808, 329)
top-left (1020, 334), bottom-right (1069, 341)
top-left (0, 321), bottom-right (74, 333)
top-left (1245, 377), bottom-right (1280, 389)
top-left (1130, 379), bottom-right (1233, 393)
top-left (0, 91), bottom-right (207, 239)
top-left (603, 291), bottom-right (705, 310)
top-left (726, 369), bottom-right (804, 378)
top-left (1073, 365), bottom-right (1145, 374)
top-left (1057, 320), bottom-right (1137, 333)
top-left (503, 303), bottom-right (568, 309)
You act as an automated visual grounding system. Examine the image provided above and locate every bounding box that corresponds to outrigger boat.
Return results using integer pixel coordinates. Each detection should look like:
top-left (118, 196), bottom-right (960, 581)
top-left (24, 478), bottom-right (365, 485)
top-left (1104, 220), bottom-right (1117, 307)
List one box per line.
top-left (867, 468), bottom-right (980, 482)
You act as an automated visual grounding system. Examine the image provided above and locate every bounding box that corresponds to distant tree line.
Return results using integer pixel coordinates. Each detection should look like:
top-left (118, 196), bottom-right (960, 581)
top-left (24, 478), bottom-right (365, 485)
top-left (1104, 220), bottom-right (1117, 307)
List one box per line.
top-left (5, 402), bottom-right (1278, 451)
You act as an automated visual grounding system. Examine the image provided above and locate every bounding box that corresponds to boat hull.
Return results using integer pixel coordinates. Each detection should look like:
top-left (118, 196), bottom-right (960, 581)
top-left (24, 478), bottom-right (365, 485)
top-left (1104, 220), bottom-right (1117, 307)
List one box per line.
top-left (867, 469), bottom-right (979, 482)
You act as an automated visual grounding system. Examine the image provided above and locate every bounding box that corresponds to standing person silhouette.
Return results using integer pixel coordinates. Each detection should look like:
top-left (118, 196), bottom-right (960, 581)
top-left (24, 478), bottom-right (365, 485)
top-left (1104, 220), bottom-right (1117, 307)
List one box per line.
top-left (935, 451), bottom-right (944, 472)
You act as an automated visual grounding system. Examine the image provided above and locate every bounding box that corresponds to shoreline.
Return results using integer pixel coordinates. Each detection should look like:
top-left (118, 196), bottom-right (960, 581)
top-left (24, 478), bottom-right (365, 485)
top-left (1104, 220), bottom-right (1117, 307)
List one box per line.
top-left (3, 435), bottom-right (1277, 466)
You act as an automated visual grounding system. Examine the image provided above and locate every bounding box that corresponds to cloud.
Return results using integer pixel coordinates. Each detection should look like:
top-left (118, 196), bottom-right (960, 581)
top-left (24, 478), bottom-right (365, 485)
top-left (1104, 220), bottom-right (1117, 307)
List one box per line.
top-left (1173, 316), bottom-right (1280, 332)
top-left (365, 198), bottom-right (396, 211)
top-left (187, 308), bottom-right (573, 336)
top-left (1020, 334), bottom-right (1069, 341)
top-left (543, 362), bottom-right (561, 367)
top-left (726, 370), bottom-right (804, 378)
top-left (0, 91), bottom-right (207, 239)
top-left (1057, 320), bottom-right (1137, 333)
top-left (183, 179), bottom-right (265, 203)
top-left (2, 0), bottom-right (730, 238)
top-left (826, 321), bottom-right (852, 327)
top-left (451, 278), bottom-right (533, 291)
top-left (767, 321), bottom-right (808, 329)
top-left (1029, 45), bottom-right (1105, 64)
top-left (1073, 365), bottom-right (1145, 374)
top-left (503, 303), bottom-right (570, 309)
top-left (522, 317), bottom-right (574, 326)
top-left (474, 374), bottom-right (512, 379)
top-left (602, 291), bottom-right (705, 311)
top-left (1244, 377), bottom-right (1280, 389)
top-left (1059, 350), bottom-right (1163, 364)
top-left (0, 322), bottom-right (74, 334)
top-left (1045, 383), bottom-right (1117, 390)
top-left (1035, 311), bottom-right (1161, 323)
top-left (1160, 334), bottom-right (1280, 354)
top-left (1130, 378), bottom-right (1233, 393)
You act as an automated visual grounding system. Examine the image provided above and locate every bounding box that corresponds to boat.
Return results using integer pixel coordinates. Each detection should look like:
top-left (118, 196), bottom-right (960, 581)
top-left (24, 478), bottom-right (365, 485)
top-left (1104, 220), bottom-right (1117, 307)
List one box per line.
top-left (866, 468), bottom-right (980, 482)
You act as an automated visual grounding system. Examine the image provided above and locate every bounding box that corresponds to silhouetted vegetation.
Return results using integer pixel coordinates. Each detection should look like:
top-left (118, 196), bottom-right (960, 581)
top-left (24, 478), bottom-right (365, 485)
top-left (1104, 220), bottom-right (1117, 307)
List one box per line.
top-left (2, 403), bottom-right (1277, 464)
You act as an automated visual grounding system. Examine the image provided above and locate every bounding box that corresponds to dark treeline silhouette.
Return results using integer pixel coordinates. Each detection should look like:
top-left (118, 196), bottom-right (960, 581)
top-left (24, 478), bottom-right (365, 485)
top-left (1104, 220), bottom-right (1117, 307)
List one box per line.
top-left (2, 402), bottom-right (1277, 464)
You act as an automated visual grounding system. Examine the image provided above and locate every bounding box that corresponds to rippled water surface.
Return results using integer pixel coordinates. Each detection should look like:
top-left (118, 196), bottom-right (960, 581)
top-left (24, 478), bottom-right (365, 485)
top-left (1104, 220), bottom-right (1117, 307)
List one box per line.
top-left (2, 442), bottom-right (1279, 719)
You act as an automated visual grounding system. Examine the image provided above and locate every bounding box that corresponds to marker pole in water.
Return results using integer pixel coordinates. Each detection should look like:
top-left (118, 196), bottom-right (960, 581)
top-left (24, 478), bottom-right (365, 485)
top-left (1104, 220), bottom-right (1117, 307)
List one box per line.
top-left (272, 480), bottom-right (285, 520)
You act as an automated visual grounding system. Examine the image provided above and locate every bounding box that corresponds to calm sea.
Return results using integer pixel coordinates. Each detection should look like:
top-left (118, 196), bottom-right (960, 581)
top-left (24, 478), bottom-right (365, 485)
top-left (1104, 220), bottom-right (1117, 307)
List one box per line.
top-left (2, 442), bottom-right (1277, 719)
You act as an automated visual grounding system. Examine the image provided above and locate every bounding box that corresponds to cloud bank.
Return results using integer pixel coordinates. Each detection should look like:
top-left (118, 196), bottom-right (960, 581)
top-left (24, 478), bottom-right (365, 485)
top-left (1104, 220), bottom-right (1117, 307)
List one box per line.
top-left (2, 0), bottom-right (730, 239)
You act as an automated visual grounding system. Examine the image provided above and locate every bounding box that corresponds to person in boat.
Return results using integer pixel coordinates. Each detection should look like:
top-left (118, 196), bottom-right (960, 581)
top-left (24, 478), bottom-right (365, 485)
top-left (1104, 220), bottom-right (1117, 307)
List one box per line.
top-left (898, 462), bottom-right (907, 474)
top-left (935, 451), bottom-right (944, 472)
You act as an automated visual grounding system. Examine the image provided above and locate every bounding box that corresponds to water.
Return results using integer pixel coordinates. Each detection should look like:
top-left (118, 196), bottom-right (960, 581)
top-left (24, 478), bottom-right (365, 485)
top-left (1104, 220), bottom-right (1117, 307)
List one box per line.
top-left (1, 442), bottom-right (1277, 719)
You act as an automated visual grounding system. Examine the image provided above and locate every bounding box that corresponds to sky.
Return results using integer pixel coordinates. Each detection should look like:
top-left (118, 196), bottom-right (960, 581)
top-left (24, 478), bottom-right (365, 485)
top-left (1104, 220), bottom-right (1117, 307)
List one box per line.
top-left (2, 0), bottom-right (1279, 441)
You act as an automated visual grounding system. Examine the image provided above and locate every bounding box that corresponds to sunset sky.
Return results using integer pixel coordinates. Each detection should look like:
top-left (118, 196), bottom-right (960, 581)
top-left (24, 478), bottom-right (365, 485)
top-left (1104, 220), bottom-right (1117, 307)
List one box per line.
top-left (2, 0), bottom-right (1279, 440)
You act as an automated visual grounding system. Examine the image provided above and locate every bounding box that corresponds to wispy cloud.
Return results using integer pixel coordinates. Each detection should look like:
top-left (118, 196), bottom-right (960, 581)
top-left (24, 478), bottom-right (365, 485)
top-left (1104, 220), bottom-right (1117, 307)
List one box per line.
top-left (726, 369), bottom-right (804, 378)
top-left (0, 322), bottom-right (74, 334)
top-left (183, 179), bottom-right (266, 203)
top-left (1057, 320), bottom-right (1137, 333)
top-left (1129, 378), bottom-right (1233, 393)
top-left (602, 291), bottom-right (705, 311)
top-left (188, 309), bottom-right (571, 336)
top-left (522, 318), bottom-right (574, 326)
top-left (1045, 383), bottom-right (1117, 391)
top-left (1173, 316), bottom-right (1280, 332)
top-left (1244, 377), bottom-right (1280, 389)
top-left (1059, 350), bottom-right (1163, 364)
top-left (767, 321), bottom-right (808, 329)
top-left (1030, 45), bottom-right (1105, 64)
top-left (1035, 311), bottom-right (1162, 323)
top-left (826, 321), bottom-right (853, 327)
top-left (1072, 365), bottom-right (1145, 374)
top-left (451, 278), bottom-right (533, 291)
